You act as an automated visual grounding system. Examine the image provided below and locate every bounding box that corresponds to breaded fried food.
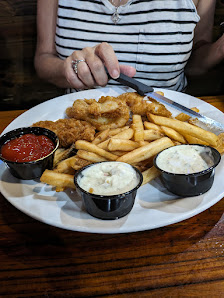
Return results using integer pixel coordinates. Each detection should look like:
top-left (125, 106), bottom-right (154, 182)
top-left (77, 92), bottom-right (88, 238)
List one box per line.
top-left (118, 92), bottom-right (148, 116)
top-left (66, 92), bottom-right (171, 131)
top-left (66, 96), bottom-right (130, 131)
top-left (32, 118), bottom-right (96, 148)
top-left (118, 92), bottom-right (172, 118)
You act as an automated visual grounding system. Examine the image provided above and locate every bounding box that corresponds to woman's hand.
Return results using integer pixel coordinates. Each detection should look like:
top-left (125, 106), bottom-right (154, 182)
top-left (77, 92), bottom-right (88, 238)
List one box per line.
top-left (35, 0), bottom-right (135, 90)
top-left (63, 42), bottom-right (136, 90)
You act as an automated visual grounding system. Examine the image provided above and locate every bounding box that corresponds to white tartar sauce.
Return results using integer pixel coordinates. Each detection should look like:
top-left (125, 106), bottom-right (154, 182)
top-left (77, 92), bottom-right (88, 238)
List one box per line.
top-left (156, 145), bottom-right (214, 174)
top-left (78, 162), bottom-right (139, 195)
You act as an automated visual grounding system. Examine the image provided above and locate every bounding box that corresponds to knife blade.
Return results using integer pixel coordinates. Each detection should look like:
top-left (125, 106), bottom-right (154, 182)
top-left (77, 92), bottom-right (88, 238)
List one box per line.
top-left (110, 72), bottom-right (224, 135)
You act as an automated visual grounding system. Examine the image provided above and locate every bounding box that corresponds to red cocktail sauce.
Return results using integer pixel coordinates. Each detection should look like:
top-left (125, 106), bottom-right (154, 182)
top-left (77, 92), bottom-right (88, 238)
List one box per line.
top-left (1, 134), bottom-right (55, 162)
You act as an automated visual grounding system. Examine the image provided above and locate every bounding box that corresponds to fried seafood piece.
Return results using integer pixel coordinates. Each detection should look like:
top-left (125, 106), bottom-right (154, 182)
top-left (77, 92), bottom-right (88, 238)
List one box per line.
top-left (66, 96), bottom-right (130, 131)
top-left (118, 92), bottom-right (172, 118)
top-left (32, 118), bottom-right (96, 148)
top-left (117, 92), bottom-right (148, 116)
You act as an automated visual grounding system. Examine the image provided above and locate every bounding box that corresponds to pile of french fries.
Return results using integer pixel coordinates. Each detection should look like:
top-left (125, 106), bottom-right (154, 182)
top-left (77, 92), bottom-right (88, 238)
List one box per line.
top-left (40, 96), bottom-right (224, 192)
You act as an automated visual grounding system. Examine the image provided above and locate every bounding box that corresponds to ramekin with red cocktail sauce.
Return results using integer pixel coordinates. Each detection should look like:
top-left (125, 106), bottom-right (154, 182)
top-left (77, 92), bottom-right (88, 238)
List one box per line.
top-left (0, 127), bottom-right (59, 179)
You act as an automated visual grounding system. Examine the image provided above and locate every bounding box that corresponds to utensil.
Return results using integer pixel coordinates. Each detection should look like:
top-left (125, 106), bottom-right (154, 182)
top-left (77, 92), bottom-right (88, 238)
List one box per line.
top-left (109, 73), bottom-right (224, 135)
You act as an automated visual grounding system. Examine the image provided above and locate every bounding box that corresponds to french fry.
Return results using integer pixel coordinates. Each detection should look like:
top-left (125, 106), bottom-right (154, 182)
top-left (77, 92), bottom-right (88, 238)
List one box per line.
top-left (107, 139), bottom-right (139, 151)
top-left (133, 157), bottom-right (154, 169)
top-left (96, 139), bottom-right (110, 150)
top-left (70, 156), bottom-right (91, 170)
top-left (110, 127), bottom-right (134, 139)
top-left (109, 150), bottom-right (130, 156)
top-left (92, 129), bottom-right (110, 144)
top-left (77, 149), bottom-right (108, 162)
top-left (75, 140), bottom-right (118, 161)
top-left (142, 166), bottom-right (161, 185)
top-left (132, 114), bottom-right (144, 141)
top-left (117, 137), bottom-right (174, 164)
top-left (214, 132), bottom-right (224, 154)
top-left (133, 165), bottom-right (148, 172)
top-left (98, 128), bottom-right (134, 149)
top-left (55, 156), bottom-right (76, 174)
top-left (40, 170), bottom-right (75, 189)
top-left (175, 107), bottom-right (200, 121)
top-left (144, 121), bottom-right (162, 132)
top-left (143, 129), bottom-right (164, 141)
top-left (160, 126), bottom-right (186, 143)
top-left (138, 141), bottom-right (149, 146)
top-left (53, 145), bottom-right (75, 167)
top-left (66, 155), bottom-right (78, 169)
top-left (108, 126), bottom-right (129, 136)
top-left (184, 134), bottom-right (209, 145)
top-left (53, 148), bottom-right (66, 167)
top-left (173, 141), bottom-right (181, 146)
top-left (148, 113), bottom-right (218, 146)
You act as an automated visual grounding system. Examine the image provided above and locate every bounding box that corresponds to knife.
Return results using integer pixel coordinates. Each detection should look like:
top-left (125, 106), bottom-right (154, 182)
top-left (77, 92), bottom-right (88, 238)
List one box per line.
top-left (109, 72), bottom-right (224, 135)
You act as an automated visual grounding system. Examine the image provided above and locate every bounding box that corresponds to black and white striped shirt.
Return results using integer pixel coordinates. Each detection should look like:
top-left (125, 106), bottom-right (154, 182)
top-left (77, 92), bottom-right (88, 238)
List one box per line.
top-left (55, 0), bottom-right (200, 92)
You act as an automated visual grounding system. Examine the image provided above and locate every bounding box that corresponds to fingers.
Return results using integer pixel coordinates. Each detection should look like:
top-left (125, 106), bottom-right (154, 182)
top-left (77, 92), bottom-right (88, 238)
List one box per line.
top-left (66, 48), bottom-right (108, 89)
top-left (94, 42), bottom-right (120, 79)
top-left (120, 65), bottom-right (136, 78)
top-left (74, 56), bottom-right (96, 88)
top-left (64, 42), bottom-right (136, 90)
top-left (64, 56), bottom-right (87, 90)
top-left (80, 47), bottom-right (108, 87)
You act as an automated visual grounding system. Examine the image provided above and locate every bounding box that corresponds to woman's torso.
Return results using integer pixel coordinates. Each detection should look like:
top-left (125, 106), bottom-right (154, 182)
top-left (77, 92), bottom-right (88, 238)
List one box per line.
top-left (55, 0), bottom-right (200, 92)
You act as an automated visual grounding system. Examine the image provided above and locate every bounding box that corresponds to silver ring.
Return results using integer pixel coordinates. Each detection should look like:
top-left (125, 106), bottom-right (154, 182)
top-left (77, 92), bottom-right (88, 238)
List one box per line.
top-left (72, 59), bottom-right (86, 74)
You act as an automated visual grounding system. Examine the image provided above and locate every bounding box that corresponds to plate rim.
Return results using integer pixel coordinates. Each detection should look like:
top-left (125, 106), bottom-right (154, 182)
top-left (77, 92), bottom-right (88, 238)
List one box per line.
top-left (0, 86), bottom-right (223, 234)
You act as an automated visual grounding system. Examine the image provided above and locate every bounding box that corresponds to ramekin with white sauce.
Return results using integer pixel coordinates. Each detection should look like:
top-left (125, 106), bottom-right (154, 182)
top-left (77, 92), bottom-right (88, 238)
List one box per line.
top-left (74, 161), bottom-right (143, 220)
top-left (153, 144), bottom-right (221, 197)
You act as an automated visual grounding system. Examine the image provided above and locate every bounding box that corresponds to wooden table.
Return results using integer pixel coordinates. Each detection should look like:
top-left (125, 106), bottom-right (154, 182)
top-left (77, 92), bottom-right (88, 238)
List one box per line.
top-left (0, 96), bottom-right (224, 297)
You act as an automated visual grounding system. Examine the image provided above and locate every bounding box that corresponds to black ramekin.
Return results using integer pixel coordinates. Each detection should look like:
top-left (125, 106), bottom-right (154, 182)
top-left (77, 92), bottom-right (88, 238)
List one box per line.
top-left (0, 126), bottom-right (59, 180)
top-left (74, 162), bottom-right (143, 220)
top-left (153, 144), bottom-right (221, 197)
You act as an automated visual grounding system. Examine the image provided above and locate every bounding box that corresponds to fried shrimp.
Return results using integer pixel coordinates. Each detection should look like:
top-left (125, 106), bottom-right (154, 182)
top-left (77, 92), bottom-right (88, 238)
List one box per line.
top-left (66, 96), bottom-right (130, 131)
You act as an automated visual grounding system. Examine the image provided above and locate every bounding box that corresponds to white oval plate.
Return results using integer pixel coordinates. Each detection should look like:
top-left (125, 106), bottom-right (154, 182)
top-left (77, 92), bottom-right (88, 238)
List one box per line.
top-left (0, 86), bottom-right (223, 234)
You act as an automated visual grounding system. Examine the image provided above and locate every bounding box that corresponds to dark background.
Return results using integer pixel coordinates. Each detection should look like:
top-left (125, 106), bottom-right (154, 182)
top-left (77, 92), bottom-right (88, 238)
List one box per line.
top-left (0, 0), bottom-right (224, 111)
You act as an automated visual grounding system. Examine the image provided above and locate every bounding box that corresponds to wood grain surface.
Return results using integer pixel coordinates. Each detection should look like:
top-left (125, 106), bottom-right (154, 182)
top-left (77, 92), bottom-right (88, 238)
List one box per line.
top-left (0, 95), bottom-right (224, 297)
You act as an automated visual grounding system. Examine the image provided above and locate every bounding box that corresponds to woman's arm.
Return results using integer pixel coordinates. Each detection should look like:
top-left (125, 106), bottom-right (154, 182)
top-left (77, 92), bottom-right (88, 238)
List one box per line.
top-left (34, 0), bottom-right (70, 87)
top-left (34, 0), bottom-right (135, 90)
top-left (185, 0), bottom-right (224, 76)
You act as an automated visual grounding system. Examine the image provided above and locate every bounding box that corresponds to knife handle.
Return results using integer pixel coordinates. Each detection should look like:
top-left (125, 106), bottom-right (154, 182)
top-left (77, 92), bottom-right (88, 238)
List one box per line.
top-left (106, 70), bottom-right (154, 96)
